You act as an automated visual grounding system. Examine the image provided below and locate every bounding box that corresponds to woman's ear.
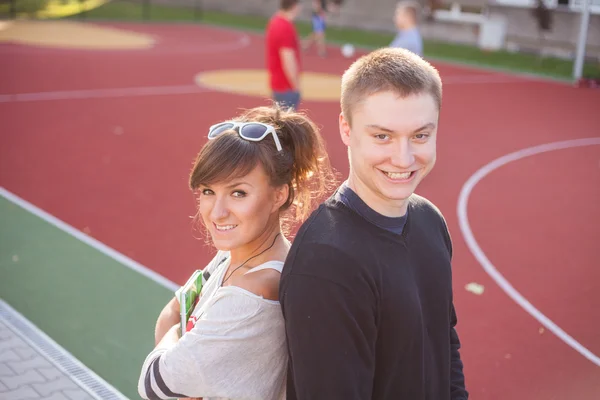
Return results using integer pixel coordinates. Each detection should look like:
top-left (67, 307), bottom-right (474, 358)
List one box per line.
top-left (272, 184), bottom-right (290, 213)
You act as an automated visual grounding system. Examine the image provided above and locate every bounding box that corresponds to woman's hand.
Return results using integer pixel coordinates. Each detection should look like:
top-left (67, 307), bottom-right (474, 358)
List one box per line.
top-left (154, 296), bottom-right (180, 345)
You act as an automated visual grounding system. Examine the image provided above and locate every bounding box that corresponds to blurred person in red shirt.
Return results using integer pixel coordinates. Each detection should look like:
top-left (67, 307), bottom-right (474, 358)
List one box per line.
top-left (266, 0), bottom-right (302, 110)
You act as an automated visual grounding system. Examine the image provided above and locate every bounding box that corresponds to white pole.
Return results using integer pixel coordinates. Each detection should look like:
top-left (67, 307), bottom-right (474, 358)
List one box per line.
top-left (573, 0), bottom-right (591, 81)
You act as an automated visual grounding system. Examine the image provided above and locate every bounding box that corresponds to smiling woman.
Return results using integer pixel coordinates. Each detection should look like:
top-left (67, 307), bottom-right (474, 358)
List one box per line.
top-left (137, 103), bottom-right (335, 400)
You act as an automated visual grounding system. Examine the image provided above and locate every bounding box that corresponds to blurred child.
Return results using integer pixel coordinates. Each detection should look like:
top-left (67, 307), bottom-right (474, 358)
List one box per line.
top-left (303, 0), bottom-right (329, 57)
top-left (390, 1), bottom-right (423, 57)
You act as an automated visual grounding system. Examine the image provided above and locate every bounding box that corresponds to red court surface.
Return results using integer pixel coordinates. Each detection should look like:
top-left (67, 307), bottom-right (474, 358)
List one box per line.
top-left (1, 22), bottom-right (599, 399)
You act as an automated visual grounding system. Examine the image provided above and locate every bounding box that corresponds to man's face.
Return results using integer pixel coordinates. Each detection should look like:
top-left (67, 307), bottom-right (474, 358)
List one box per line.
top-left (288, 2), bottom-right (302, 19)
top-left (339, 90), bottom-right (438, 216)
top-left (395, 7), bottom-right (411, 29)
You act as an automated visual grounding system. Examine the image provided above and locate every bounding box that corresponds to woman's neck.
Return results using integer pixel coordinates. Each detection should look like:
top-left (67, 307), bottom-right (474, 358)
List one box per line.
top-left (228, 226), bottom-right (288, 268)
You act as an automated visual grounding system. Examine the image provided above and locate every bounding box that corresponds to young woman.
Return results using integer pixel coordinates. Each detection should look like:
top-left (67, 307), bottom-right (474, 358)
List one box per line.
top-left (137, 104), bottom-right (334, 400)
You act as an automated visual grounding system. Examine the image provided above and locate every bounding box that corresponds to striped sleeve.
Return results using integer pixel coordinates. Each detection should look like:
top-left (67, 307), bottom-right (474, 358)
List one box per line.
top-left (137, 289), bottom-right (269, 399)
top-left (138, 349), bottom-right (187, 400)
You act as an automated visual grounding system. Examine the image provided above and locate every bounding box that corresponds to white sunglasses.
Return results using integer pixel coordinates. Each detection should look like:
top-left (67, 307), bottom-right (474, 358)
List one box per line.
top-left (207, 121), bottom-right (283, 152)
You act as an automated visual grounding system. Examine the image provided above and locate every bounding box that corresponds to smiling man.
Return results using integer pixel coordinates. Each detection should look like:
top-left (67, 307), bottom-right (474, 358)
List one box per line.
top-left (280, 48), bottom-right (469, 400)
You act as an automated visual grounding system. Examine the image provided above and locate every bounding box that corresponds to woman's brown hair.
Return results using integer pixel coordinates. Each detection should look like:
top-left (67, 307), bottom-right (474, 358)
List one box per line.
top-left (189, 104), bottom-right (336, 231)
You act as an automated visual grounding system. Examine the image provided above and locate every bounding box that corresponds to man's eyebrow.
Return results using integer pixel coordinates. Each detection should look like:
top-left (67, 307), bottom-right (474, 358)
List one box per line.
top-left (413, 123), bottom-right (436, 132)
top-left (366, 123), bottom-right (436, 134)
top-left (366, 124), bottom-right (395, 133)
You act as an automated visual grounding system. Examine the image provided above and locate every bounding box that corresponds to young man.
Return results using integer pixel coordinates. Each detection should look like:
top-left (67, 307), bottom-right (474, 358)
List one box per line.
top-left (280, 48), bottom-right (469, 399)
top-left (265, 0), bottom-right (302, 110)
top-left (390, 1), bottom-right (423, 57)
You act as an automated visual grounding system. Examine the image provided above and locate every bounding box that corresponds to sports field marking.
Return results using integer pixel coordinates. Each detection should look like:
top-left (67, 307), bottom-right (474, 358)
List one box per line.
top-left (195, 68), bottom-right (535, 101)
top-left (0, 187), bottom-right (178, 292)
top-left (457, 137), bottom-right (600, 367)
top-left (0, 20), bottom-right (155, 50)
top-left (0, 84), bottom-right (210, 103)
top-left (196, 69), bottom-right (341, 101)
top-left (0, 300), bottom-right (128, 400)
top-left (0, 71), bottom-right (535, 105)
top-left (0, 32), bottom-right (250, 56)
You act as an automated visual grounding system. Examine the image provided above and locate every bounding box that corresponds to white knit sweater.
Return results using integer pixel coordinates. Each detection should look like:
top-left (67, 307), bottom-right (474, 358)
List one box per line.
top-left (138, 251), bottom-right (287, 400)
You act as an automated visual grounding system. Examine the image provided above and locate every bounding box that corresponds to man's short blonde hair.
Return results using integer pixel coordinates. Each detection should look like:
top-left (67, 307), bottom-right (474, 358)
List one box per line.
top-left (340, 47), bottom-right (442, 126)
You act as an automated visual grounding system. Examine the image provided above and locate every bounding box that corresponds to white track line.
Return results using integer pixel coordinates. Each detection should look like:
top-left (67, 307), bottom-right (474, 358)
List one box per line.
top-left (0, 72), bottom-right (528, 104)
top-left (457, 137), bottom-right (600, 367)
top-left (0, 187), bottom-right (179, 292)
top-left (0, 84), bottom-right (208, 103)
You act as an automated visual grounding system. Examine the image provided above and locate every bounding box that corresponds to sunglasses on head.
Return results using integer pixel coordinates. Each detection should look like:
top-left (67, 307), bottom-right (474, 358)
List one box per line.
top-left (207, 121), bottom-right (283, 152)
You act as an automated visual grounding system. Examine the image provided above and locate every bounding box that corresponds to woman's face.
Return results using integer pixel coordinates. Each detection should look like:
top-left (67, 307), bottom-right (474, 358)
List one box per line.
top-left (197, 164), bottom-right (287, 252)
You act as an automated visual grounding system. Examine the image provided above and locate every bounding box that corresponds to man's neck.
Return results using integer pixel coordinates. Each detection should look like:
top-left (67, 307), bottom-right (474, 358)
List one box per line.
top-left (278, 10), bottom-right (294, 21)
top-left (346, 176), bottom-right (408, 218)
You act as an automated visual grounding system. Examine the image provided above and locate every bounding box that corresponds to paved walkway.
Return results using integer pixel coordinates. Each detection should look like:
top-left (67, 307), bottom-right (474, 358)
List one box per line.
top-left (0, 300), bottom-right (127, 400)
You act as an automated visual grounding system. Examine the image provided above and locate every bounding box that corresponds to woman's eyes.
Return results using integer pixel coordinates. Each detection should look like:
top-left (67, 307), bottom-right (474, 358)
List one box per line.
top-left (200, 188), bottom-right (247, 198)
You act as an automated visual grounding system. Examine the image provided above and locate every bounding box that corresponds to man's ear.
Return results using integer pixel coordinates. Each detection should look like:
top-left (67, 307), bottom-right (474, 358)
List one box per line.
top-left (339, 112), bottom-right (351, 147)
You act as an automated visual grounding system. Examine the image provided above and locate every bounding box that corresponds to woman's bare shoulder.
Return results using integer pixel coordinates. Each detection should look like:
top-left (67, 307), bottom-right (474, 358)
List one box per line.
top-left (228, 265), bottom-right (282, 301)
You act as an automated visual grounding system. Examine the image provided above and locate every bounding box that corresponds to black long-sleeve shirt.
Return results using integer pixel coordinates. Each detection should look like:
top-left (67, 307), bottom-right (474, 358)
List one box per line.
top-left (280, 194), bottom-right (468, 400)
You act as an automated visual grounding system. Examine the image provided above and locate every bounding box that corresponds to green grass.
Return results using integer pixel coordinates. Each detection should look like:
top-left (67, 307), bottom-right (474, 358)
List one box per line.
top-left (69, 1), bottom-right (202, 21)
top-left (14, 0), bottom-right (600, 80)
top-left (0, 0), bottom-right (49, 17)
